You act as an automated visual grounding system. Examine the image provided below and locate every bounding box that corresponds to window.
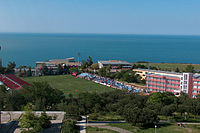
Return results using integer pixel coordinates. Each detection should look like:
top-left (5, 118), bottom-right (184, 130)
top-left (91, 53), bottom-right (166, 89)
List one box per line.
top-left (193, 85), bottom-right (197, 88)
top-left (198, 86), bottom-right (200, 89)
top-left (184, 85), bottom-right (187, 89)
top-left (193, 90), bottom-right (197, 93)
top-left (184, 74), bottom-right (188, 80)
top-left (194, 81), bottom-right (197, 84)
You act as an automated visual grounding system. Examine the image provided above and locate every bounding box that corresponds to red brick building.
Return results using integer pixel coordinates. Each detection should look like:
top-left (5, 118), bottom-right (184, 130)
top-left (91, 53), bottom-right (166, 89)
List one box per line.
top-left (138, 69), bottom-right (200, 98)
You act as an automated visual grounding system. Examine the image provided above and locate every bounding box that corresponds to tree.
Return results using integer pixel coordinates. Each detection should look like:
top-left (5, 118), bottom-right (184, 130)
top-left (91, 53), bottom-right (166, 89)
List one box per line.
top-left (123, 104), bottom-right (158, 127)
top-left (147, 92), bottom-right (176, 106)
top-left (106, 65), bottom-right (111, 77)
top-left (90, 63), bottom-right (99, 70)
top-left (80, 60), bottom-right (88, 69)
top-left (161, 104), bottom-right (176, 117)
top-left (61, 119), bottom-right (79, 133)
top-left (175, 67), bottom-right (180, 72)
top-left (39, 111), bottom-right (51, 128)
top-left (6, 62), bottom-right (16, 74)
top-left (4, 90), bottom-right (26, 111)
top-left (20, 104), bottom-right (52, 133)
top-left (19, 103), bottom-right (42, 133)
top-left (185, 65), bottom-right (194, 73)
top-left (21, 82), bottom-right (65, 110)
top-left (87, 56), bottom-right (93, 66)
top-left (117, 64), bottom-right (121, 69)
top-left (26, 67), bottom-right (32, 77)
top-left (42, 66), bottom-right (49, 75)
top-left (56, 64), bottom-right (63, 75)
top-left (98, 68), bottom-right (106, 77)
top-left (0, 86), bottom-right (7, 110)
top-left (0, 66), bottom-right (6, 74)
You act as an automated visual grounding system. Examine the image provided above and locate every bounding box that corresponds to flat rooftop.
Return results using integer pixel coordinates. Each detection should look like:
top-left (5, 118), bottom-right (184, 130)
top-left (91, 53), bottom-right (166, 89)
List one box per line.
top-left (133, 69), bottom-right (182, 76)
top-left (36, 57), bottom-right (76, 63)
top-left (98, 60), bottom-right (131, 65)
top-left (147, 73), bottom-right (181, 79)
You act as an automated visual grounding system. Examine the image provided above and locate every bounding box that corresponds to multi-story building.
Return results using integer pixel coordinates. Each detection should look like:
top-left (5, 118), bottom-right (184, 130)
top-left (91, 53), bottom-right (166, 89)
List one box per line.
top-left (36, 57), bottom-right (80, 69)
top-left (134, 69), bottom-right (200, 98)
top-left (98, 60), bottom-right (132, 69)
top-left (192, 74), bottom-right (200, 98)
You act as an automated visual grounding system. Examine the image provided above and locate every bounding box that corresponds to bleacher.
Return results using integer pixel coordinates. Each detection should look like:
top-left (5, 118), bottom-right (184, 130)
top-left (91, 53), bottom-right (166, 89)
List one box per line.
top-left (0, 74), bottom-right (29, 90)
top-left (5, 74), bottom-right (29, 86)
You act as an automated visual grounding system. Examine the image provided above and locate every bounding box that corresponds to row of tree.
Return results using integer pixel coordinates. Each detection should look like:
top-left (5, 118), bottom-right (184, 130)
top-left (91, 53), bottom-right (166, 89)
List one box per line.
top-left (98, 65), bottom-right (145, 84)
top-left (1, 81), bottom-right (200, 127)
top-left (0, 62), bottom-right (16, 74)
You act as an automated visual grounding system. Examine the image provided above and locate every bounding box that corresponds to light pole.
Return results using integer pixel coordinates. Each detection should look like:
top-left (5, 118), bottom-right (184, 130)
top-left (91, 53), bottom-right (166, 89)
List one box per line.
top-left (86, 115), bottom-right (89, 126)
top-left (155, 125), bottom-right (157, 133)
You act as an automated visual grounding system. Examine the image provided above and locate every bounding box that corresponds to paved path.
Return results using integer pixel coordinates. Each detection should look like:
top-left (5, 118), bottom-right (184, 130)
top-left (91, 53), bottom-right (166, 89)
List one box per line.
top-left (77, 116), bottom-right (86, 133)
top-left (177, 122), bottom-right (200, 125)
top-left (77, 117), bottom-right (130, 133)
top-left (91, 125), bottom-right (132, 133)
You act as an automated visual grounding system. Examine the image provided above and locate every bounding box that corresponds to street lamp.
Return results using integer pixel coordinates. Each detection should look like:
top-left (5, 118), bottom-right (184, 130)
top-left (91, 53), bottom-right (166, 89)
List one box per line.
top-left (86, 115), bottom-right (89, 126)
top-left (155, 125), bottom-right (157, 133)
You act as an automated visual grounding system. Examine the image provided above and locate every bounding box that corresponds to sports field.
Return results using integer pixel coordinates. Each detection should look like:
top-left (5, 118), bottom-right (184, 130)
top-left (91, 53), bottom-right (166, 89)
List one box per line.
top-left (22, 75), bottom-right (115, 96)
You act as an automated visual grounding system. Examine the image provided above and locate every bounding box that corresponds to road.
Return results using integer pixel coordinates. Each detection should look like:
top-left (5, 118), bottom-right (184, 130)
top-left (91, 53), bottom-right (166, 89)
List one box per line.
top-left (77, 116), bottom-right (130, 133)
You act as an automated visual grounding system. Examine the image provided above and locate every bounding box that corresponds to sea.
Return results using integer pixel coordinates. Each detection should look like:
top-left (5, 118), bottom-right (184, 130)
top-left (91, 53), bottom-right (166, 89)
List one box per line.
top-left (1, 33), bottom-right (200, 67)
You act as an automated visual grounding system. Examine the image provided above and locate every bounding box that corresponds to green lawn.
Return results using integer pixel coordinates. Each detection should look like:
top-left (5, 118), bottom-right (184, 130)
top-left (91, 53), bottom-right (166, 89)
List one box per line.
top-left (159, 113), bottom-right (200, 123)
top-left (86, 126), bottom-right (118, 133)
top-left (108, 123), bottom-right (200, 133)
top-left (22, 75), bottom-right (115, 96)
top-left (134, 63), bottom-right (200, 72)
top-left (89, 112), bottom-right (124, 121)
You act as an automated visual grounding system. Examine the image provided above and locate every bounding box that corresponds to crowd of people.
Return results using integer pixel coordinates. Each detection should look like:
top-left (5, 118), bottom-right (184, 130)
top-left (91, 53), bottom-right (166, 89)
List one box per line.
top-left (77, 73), bottom-right (143, 93)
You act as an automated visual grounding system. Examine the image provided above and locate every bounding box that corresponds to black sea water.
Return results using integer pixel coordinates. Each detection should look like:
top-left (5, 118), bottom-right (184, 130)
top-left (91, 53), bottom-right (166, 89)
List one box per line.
top-left (1, 33), bottom-right (200, 66)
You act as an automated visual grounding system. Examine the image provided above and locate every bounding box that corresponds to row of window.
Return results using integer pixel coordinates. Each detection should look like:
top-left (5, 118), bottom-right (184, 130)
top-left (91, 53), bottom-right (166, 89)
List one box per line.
top-left (167, 83), bottom-right (179, 87)
top-left (193, 85), bottom-right (200, 89)
top-left (166, 87), bottom-right (178, 90)
top-left (148, 89), bottom-right (165, 92)
top-left (149, 85), bottom-right (164, 89)
top-left (147, 82), bottom-right (179, 87)
top-left (192, 90), bottom-right (200, 93)
top-left (193, 81), bottom-right (200, 84)
top-left (148, 81), bottom-right (164, 84)
top-left (192, 95), bottom-right (197, 98)
top-left (148, 77), bottom-right (179, 83)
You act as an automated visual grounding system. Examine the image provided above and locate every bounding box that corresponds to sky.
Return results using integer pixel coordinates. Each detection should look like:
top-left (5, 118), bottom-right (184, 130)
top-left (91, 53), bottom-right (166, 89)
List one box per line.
top-left (0, 0), bottom-right (200, 35)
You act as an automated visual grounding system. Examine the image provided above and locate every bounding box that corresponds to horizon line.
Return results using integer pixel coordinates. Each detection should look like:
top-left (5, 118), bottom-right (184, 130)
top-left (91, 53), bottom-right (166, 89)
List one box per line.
top-left (0, 32), bottom-right (200, 37)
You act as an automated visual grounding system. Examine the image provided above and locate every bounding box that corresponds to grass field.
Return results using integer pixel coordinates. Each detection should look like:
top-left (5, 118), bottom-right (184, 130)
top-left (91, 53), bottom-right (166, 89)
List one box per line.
top-left (89, 112), bottom-right (124, 121)
top-left (108, 123), bottom-right (200, 133)
top-left (22, 75), bottom-right (115, 96)
top-left (86, 126), bottom-right (118, 133)
top-left (159, 113), bottom-right (200, 123)
top-left (134, 63), bottom-right (200, 72)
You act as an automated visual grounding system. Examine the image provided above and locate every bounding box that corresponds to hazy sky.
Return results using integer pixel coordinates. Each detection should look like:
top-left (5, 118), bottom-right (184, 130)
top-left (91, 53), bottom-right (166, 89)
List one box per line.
top-left (0, 0), bottom-right (200, 35)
